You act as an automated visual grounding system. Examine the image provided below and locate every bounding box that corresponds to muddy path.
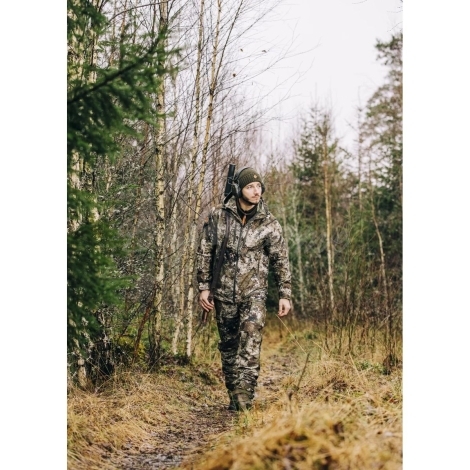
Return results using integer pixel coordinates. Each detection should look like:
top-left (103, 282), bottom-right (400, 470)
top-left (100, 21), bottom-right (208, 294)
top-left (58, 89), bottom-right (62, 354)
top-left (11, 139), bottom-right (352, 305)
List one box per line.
top-left (110, 402), bottom-right (233, 469)
top-left (108, 347), bottom-right (295, 469)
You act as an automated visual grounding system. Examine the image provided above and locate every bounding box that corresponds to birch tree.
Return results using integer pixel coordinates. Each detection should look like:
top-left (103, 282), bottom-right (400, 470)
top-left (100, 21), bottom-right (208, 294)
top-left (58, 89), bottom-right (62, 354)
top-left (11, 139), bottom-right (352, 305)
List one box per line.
top-left (171, 0), bottom-right (206, 356)
top-left (148, 0), bottom-right (169, 367)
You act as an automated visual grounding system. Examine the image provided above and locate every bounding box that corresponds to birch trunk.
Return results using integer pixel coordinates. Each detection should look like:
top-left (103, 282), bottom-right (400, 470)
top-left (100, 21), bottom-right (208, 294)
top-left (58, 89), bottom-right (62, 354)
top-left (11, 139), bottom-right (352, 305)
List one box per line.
top-left (166, 70), bottom-right (181, 321)
top-left (185, 0), bottom-right (222, 358)
top-left (321, 127), bottom-right (336, 320)
top-left (149, 0), bottom-right (168, 367)
top-left (171, 0), bottom-right (206, 356)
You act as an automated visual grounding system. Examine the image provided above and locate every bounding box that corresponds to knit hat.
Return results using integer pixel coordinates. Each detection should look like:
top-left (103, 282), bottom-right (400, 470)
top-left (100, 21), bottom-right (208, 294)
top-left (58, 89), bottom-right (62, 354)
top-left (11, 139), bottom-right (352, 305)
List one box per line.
top-left (238, 168), bottom-right (264, 191)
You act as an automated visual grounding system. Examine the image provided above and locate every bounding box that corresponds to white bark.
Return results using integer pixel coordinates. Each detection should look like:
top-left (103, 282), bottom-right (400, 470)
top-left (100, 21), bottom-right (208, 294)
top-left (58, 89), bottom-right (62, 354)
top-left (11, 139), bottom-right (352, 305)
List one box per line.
top-left (150, 0), bottom-right (168, 363)
top-left (172, 0), bottom-right (206, 356)
top-left (321, 122), bottom-right (336, 320)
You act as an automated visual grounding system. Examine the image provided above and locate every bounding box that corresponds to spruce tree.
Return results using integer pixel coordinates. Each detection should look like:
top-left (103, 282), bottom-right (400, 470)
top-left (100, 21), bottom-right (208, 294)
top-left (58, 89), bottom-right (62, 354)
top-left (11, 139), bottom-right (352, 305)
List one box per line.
top-left (67, 0), bottom-right (171, 360)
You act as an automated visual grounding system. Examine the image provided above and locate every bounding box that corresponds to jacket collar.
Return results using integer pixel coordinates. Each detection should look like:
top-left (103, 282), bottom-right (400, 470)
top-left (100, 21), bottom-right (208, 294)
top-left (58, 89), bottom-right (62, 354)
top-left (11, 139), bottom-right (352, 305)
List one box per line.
top-left (224, 196), bottom-right (268, 220)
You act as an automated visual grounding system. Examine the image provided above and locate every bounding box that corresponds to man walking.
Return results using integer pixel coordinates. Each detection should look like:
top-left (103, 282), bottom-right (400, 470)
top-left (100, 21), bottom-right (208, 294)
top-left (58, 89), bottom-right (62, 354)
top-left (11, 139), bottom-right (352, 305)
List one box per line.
top-left (196, 166), bottom-right (292, 412)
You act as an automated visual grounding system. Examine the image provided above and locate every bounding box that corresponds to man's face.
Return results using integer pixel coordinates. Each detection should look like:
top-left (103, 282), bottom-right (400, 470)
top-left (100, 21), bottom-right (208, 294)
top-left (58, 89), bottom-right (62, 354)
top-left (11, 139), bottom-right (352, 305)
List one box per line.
top-left (241, 181), bottom-right (262, 205)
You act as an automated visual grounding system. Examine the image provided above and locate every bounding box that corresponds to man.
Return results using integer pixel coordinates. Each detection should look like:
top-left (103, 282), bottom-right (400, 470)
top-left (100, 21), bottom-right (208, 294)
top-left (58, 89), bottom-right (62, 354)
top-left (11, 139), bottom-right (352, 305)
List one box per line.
top-left (196, 167), bottom-right (292, 412)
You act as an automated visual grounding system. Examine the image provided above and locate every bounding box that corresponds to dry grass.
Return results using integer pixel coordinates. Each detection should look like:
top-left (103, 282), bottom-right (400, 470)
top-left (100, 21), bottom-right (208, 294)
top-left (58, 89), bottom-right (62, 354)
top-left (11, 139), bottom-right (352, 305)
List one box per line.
top-left (68, 318), bottom-right (402, 469)
top-left (193, 403), bottom-right (401, 470)
top-left (67, 362), bottom-right (228, 469)
top-left (188, 362), bottom-right (401, 469)
top-left (185, 318), bottom-right (402, 470)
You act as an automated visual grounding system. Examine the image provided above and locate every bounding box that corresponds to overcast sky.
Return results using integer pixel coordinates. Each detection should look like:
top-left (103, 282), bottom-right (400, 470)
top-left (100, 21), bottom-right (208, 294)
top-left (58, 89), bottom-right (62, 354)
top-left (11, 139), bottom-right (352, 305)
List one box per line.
top-left (251, 0), bottom-right (403, 151)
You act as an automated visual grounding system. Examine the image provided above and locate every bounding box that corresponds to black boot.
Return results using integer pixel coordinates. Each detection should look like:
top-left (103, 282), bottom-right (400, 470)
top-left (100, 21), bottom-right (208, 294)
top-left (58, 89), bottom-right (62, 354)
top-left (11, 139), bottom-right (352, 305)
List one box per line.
top-left (227, 391), bottom-right (237, 412)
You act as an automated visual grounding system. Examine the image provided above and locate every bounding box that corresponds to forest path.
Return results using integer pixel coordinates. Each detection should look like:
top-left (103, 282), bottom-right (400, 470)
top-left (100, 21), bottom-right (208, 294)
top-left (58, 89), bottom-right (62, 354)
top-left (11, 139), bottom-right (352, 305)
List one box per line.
top-left (109, 332), bottom-right (298, 470)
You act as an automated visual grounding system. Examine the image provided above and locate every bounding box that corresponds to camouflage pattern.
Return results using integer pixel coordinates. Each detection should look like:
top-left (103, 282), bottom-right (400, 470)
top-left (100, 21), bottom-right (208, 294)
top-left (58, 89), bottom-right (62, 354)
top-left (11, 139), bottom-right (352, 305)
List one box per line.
top-left (214, 296), bottom-right (266, 396)
top-left (196, 197), bottom-right (291, 303)
top-left (197, 196), bottom-right (291, 398)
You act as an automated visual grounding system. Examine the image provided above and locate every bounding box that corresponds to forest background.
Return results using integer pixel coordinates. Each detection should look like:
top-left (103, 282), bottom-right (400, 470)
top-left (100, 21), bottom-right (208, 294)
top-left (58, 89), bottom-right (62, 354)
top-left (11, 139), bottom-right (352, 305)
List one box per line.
top-left (2, 0), bottom-right (470, 468)
top-left (66, 0), bottom-right (403, 375)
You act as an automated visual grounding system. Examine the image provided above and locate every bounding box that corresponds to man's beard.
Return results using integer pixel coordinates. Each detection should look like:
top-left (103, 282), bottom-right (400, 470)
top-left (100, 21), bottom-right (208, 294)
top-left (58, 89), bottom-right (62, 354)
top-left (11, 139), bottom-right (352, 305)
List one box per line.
top-left (240, 194), bottom-right (258, 207)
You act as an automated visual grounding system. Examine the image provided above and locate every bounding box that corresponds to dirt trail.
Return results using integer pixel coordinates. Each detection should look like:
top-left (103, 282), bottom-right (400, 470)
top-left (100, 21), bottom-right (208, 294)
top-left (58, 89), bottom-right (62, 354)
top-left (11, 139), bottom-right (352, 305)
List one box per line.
top-left (111, 402), bottom-right (233, 469)
top-left (109, 346), bottom-right (295, 469)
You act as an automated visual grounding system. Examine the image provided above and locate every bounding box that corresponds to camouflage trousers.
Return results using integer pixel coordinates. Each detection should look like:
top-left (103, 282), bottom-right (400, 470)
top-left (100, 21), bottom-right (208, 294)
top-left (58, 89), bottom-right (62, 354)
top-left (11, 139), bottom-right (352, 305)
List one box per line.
top-left (214, 297), bottom-right (267, 398)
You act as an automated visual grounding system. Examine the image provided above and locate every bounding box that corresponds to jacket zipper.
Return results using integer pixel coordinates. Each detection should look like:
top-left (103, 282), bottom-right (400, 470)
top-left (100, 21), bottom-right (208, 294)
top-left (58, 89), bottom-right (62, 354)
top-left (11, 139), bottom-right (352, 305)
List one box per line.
top-left (232, 214), bottom-right (260, 303)
top-left (233, 221), bottom-right (244, 303)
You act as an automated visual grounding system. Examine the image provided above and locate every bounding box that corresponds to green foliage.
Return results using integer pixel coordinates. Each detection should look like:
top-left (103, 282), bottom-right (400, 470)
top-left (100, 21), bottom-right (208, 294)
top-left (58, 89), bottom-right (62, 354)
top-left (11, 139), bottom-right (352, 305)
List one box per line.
top-left (67, 0), bottom-right (172, 354)
top-left (67, 1), bottom-right (169, 169)
top-left (291, 106), bottom-right (341, 221)
top-left (67, 217), bottom-right (128, 351)
top-left (364, 32), bottom-right (403, 272)
top-left (288, 107), bottom-right (342, 315)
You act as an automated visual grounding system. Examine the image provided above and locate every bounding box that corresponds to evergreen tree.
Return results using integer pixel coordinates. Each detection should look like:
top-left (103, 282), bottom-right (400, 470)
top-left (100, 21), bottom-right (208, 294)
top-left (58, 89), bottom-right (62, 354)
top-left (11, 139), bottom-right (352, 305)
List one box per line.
top-left (363, 32), bottom-right (403, 274)
top-left (67, 0), bottom-right (171, 358)
top-left (269, 105), bottom-right (344, 321)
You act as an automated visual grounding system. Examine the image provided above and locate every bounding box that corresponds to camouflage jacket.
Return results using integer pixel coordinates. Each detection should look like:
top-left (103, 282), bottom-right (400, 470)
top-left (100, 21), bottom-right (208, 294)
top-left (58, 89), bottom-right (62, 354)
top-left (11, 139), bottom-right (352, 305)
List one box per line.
top-left (196, 197), bottom-right (291, 304)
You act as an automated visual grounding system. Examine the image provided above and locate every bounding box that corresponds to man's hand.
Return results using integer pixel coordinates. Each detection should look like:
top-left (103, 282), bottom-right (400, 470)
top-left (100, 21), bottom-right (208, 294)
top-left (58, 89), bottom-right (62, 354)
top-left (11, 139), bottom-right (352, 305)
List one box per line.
top-left (199, 290), bottom-right (214, 312)
top-left (278, 298), bottom-right (291, 317)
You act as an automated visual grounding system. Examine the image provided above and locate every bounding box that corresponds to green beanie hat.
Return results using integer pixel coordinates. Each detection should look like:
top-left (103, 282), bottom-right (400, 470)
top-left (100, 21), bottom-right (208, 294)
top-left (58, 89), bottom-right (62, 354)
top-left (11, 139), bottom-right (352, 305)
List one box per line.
top-left (238, 168), bottom-right (263, 191)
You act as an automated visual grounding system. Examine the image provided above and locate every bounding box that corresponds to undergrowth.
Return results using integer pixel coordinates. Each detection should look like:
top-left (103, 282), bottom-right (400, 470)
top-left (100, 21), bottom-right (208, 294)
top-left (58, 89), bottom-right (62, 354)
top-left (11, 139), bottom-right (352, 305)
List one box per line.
top-left (67, 316), bottom-right (402, 469)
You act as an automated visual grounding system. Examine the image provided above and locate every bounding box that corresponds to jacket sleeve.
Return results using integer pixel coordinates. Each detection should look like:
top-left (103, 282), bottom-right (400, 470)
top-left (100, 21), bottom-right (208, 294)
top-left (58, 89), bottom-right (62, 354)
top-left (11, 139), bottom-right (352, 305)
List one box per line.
top-left (196, 209), bottom-right (216, 292)
top-left (267, 219), bottom-right (292, 300)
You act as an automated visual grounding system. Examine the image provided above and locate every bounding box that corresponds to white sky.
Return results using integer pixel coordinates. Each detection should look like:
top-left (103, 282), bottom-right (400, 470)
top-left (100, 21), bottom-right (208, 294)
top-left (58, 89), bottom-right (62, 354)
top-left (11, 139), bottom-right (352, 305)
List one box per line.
top-left (251, 0), bottom-right (403, 151)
